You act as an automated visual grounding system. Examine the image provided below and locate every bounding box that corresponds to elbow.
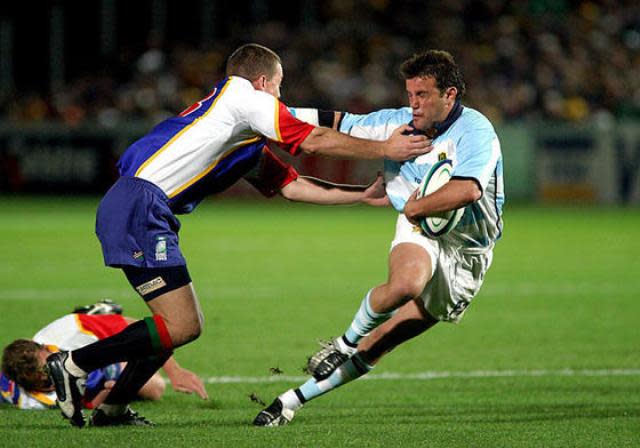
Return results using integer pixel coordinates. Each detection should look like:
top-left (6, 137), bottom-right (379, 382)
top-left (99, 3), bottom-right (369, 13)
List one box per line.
top-left (468, 184), bottom-right (482, 203)
top-left (299, 128), bottom-right (327, 156)
top-left (138, 375), bottom-right (166, 401)
top-left (279, 182), bottom-right (302, 202)
top-left (300, 143), bottom-right (319, 156)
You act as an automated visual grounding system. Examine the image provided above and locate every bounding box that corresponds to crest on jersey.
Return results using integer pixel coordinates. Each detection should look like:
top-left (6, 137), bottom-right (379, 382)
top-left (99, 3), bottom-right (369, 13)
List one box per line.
top-left (155, 237), bottom-right (168, 261)
top-left (438, 152), bottom-right (447, 161)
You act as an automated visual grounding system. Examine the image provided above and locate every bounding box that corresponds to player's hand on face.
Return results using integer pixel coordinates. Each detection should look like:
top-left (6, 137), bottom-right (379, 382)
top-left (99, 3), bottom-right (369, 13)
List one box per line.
top-left (363, 172), bottom-right (390, 207)
top-left (384, 125), bottom-right (433, 161)
top-left (168, 367), bottom-right (209, 400)
top-left (403, 190), bottom-right (423, 225)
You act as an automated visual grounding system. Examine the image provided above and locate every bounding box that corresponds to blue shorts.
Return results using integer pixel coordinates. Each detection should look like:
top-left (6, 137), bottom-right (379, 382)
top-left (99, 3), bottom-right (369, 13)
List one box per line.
top-left (96, 177), bottom-right (187, 268)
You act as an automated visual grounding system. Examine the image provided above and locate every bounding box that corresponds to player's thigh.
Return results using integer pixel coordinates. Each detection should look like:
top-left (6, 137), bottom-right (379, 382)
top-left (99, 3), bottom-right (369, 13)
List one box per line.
top-left (386, 242), bottom-right (434, 298)
top-left (386, 213), bottom-right (439, 295)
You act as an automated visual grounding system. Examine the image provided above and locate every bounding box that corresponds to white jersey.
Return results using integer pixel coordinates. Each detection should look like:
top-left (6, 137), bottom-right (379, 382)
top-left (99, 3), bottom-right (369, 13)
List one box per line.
top-left (326, 106), bottom-right (504, 249)
top-left (118, 76), bottom-right (314, 214)
top-left (33, 314), bottom-right (101, 350)
top-left (1, 314), bottom-right (128, 410)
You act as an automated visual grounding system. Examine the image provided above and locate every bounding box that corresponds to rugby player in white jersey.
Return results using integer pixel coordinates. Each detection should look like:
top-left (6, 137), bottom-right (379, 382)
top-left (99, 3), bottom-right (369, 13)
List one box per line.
top-left (1, 301), bottom-right (206, 414)
top-left (254, 50), bottom-right (505, 426)
top-left (45, 43), bottom-right (432, 427)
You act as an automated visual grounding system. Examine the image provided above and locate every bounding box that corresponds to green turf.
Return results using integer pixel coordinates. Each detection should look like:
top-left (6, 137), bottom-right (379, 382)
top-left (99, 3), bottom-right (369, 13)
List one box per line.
top-left (0, 196), bottom-right (638, 447)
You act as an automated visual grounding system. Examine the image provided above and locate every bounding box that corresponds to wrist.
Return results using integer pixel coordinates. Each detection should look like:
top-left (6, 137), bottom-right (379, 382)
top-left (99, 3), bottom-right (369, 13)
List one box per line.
top-left (380, 142), bottom-right (390, 159)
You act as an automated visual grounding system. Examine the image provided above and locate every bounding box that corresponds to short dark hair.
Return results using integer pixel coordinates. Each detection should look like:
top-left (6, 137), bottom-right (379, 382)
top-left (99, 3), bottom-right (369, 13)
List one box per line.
top-left (400, 50), bottom-right (466, 98)
top-left (1, 339), bottom-right (50, 391)
top-left (225, 43), bottom-right (281, 81)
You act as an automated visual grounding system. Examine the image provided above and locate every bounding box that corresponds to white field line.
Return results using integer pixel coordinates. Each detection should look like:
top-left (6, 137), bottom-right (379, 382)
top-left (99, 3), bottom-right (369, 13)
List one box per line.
top-left (204, 368), bottom-right (640, 384)
top-left (0, 281), bottom-right (637, 301)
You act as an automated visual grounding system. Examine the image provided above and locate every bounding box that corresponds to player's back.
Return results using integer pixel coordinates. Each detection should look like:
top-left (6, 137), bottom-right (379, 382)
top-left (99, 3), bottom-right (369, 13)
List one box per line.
top-left (114, 76), bottom-right (312, 214)
top-left (33, 314), bottom-right (128, 350)
top-left (117, 77), bottom-right (265, 198)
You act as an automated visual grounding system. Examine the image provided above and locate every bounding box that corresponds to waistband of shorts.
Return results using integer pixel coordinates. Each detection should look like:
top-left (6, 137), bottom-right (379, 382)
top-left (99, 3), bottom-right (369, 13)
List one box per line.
top-left (118, 176), bottom-right (170, 203)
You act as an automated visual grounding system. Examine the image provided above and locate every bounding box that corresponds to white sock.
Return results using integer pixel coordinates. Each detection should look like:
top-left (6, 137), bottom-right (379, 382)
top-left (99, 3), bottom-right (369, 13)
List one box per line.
top-left (64, 353), bottom-right (88, 377)
top-left (278, 389), bottom-right (303, 411)
top-left (335, 336), bottom-right (358, 356)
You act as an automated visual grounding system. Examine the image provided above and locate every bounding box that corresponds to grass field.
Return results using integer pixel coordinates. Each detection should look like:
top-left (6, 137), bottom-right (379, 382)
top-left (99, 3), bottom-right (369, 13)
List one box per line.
top-left (0, 196), bottom-right (638, 447)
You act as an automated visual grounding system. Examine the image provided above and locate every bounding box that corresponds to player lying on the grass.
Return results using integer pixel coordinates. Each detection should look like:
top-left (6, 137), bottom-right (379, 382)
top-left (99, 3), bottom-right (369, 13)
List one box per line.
top-left (1, 300), bottom-right (207, 412)
top-left (253, 49), bottom-right (504, 426)
top-left (45, 42), bottom-right (429, 428)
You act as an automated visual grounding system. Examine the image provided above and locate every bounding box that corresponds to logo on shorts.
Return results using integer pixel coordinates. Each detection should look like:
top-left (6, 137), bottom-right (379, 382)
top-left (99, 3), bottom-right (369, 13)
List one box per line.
top-left (438, 152), bottom-right (447, 161)
top-left (155, 236), bottom-right (168, 261)
top-left (136, 276), bottom-right (167, 296)
top-left (133, 250), bottom-right (144, 261)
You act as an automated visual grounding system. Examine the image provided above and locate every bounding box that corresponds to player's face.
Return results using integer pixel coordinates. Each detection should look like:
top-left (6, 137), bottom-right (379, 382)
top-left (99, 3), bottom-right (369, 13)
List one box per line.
top-left (406, 76), bottom-right (456, 131)
top-left (264, 63), bottom-right (283, 99)
top-left (36, 347), bottom-right (55, 391)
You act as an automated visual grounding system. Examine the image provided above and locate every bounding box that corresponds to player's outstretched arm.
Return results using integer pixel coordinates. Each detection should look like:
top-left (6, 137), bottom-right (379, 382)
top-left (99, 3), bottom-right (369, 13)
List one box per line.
top-left (299, 125), bottom-right (431, 161)
top-left (162, 357), bottom-right (208, 400)
top-left (280, 173), bottom-right (389, 206)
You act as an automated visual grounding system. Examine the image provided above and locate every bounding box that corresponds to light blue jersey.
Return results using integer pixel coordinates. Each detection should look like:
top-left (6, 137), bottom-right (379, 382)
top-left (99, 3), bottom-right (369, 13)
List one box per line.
top-left (289, 105), bottom-right (504, 248)
top-left (339, 106), bottom-right (504, 249)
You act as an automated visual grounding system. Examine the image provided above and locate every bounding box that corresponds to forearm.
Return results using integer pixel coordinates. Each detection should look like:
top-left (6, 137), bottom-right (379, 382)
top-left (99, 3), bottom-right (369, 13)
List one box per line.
top-left (162, 356), bottom-right (180, 376)
top-left (405, 180), bottom-right (481, 219)
top-left (280, 177), bottom-right (367, 205)
top-left (300, 127), bottom-right (386, 160)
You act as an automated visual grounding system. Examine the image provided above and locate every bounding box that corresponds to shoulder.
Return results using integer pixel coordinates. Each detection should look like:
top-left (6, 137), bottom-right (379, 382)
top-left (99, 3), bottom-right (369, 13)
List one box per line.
top-left (457, 106), bottom-right (496, 133)
top-left (33, 314), bottom-right (77, 343)
top-left (225, 76), bottom-right (278, 116)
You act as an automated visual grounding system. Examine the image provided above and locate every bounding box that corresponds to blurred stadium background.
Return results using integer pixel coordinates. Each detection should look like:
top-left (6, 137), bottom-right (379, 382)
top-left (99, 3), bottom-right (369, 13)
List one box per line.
top-left (0, 1), bottom-right (639, 446)
top-left (0, 0), bottom-right (639, 201)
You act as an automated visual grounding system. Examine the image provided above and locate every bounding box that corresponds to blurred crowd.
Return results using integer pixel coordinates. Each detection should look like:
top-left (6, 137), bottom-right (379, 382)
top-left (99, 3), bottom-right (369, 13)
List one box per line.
top-left (2, 0), bottom-right (639, 126)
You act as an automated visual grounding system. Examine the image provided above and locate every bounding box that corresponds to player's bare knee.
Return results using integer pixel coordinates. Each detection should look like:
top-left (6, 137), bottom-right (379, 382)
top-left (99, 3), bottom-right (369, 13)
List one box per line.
top-left (187, 319), bottom-right (203, 342)
top-left (173, 327), bottom-right (199, 347)
top-left (388, 279), bottom-right (424, 303)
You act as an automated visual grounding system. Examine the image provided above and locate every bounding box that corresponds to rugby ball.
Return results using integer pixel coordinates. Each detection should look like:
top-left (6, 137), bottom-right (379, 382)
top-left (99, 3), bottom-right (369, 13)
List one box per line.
top-left (416, 159), bottom-right (464, 238)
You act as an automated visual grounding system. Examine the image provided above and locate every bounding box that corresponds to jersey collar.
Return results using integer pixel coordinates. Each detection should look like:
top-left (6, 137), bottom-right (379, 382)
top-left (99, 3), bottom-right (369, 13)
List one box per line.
top-left (407, 100), bottom-right (463, 138)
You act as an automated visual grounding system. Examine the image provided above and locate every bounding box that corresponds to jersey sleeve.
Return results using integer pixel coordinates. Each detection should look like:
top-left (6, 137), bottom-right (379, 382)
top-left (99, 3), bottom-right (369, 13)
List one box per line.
top-left (244, 91), bottom-right (315, 155)
top-left (452, 125), bottom-right (501, 192)
top-left (244, 146), bottom-right (299, 197)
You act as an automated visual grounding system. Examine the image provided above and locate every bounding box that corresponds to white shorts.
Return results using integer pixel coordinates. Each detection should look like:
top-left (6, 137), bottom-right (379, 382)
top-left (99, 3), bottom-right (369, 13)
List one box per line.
top-left (390, 214), bottom-right (493, 323)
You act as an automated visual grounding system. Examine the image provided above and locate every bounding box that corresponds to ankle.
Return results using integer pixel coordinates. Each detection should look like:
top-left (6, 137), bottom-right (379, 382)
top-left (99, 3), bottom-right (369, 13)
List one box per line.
top-left (336, 336), bottom-right (358, 356)
top-left (98, 403), bottom-right (127, 417)
top-left (64, 353), bottom-right (88, 377)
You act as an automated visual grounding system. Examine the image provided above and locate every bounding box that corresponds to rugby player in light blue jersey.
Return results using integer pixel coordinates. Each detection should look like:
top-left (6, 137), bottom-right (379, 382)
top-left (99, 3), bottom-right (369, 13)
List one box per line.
top-left (45, 43), bottom-right (431, 428)
top-left (255, 50), bottom-right (505, 426)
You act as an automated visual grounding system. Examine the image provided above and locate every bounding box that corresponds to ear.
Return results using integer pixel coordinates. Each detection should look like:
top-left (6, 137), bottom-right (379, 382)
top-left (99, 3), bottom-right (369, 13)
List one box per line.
top-left (445, 87), bottom-right (458, 102)
top-left (251, 75), bottom-right (268, 91)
